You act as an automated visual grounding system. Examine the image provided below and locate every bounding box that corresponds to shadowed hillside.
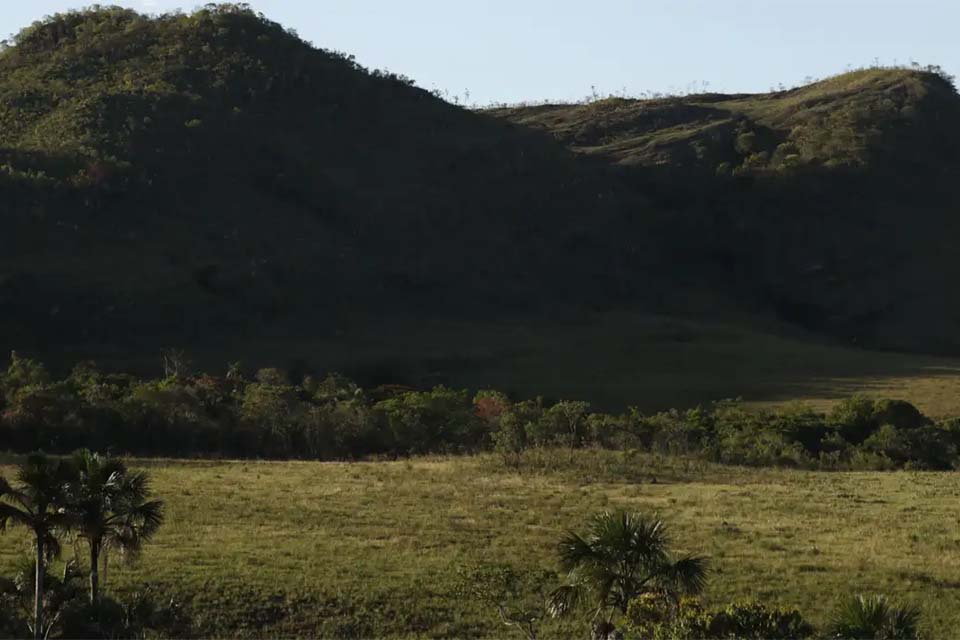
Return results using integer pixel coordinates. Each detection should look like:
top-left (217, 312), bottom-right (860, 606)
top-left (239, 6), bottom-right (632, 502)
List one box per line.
top-left (0, 5), bottom-right (659, 361)
top-left (3, 5), bottom-right (960, 392)
top-left (494, 68), bottom-right (960, 352)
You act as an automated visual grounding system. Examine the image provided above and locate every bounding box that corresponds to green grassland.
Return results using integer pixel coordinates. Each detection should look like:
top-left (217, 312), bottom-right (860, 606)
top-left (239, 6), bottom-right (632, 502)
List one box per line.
top-left (1, 452), bottom-right (959, 637)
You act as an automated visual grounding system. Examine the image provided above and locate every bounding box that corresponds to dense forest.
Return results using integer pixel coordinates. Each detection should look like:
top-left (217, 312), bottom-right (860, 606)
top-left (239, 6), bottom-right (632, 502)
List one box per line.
top-left (2, 4), bottom-right (960, 376)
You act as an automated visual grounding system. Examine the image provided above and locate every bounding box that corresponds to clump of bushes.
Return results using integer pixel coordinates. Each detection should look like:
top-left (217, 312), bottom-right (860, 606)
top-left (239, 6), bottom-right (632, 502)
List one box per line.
top-left (2, 353), bottom-right (958, 470)
top-left (624, 596), bottom-right (815, 639)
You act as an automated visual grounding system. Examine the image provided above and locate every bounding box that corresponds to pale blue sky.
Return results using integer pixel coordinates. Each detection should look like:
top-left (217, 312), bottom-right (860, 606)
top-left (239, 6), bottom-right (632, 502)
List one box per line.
top-left (4, 1), bottom-right (957, 104)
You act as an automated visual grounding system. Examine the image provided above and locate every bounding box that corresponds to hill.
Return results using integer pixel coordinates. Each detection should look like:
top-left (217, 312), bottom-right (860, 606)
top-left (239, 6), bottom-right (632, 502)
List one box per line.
top-left (0, 5), bottom-right (658, 364)
top-left (493, 68), bottom-right (960, 352)
top-left (3, 5), bottom-right (960, 398)
top-left (491, 67), bottom-right (959, 172)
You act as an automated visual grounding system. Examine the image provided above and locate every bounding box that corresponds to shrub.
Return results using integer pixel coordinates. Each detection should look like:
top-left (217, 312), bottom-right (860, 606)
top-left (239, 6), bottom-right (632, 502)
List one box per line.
top-left (492, 411), bottom-right (528, 469)
top-left (374, 386), bottom-right (481, 455)
top-left (527, 400), bottom-right (590, 448)
top-left (871, 399), bottom-right (930, 431)
top-left (705, 601), bottom-right (814, 639)
top-left (647, 408), bottom-right (710, 456)
top-left (830, 395), bottom-right (881, 444)
top-left (455, 563), bottom-right (556, 640)
top-left (626, 597), bottom-right (813, 640)
top-left (829, 397), bottom-right (929, 445)
top-left (829, 594), bottom-right (922, 639)
top-left (59, 586), bottom-right (192, 639)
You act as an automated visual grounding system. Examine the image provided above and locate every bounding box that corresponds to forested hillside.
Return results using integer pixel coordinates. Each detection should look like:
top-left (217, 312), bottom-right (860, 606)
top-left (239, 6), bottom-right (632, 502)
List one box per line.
top-left (0, 4), bottom-right (657, 363)
top-left (2, 4), bottom-right (960, 381)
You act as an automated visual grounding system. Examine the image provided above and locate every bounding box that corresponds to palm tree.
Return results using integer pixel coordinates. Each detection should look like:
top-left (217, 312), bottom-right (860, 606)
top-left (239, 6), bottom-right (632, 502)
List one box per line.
top-left (0, 453), bottom-right (74, 639)
top-left (64, 450), bottom-right (164, 605)
top-left (548, 510), bottom-right (708, 636)
top-left (829, 594), bottom-right (921, 639)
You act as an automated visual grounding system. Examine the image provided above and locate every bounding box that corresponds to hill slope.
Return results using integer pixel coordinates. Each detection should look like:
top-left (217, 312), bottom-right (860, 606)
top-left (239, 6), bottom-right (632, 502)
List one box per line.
top-left (3, 5), bottom-right (960, 388)
top-left (492, 68), bottom-right (959, 172)
top-left (493, 68), bottom-right (960, 352)
top-left (0, 5), bottom-right (657, 361)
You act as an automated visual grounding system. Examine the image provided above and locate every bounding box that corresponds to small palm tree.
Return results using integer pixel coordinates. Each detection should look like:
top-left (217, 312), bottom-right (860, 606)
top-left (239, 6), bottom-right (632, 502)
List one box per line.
top-left (64, 450), bottom-right (165, 604)
top-left (0, 453), bottom-right (74, 639)
top-left (548, 510), bottom-right (707, 636)
top-left (830, 594), bottom-right (921, 639)
top-left (1, 557), bottom-right (86, 639)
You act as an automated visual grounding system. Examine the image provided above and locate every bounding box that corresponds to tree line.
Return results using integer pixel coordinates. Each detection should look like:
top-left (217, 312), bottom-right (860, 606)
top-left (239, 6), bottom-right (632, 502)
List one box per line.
top-left (1, 353), bottom-right (958, 470)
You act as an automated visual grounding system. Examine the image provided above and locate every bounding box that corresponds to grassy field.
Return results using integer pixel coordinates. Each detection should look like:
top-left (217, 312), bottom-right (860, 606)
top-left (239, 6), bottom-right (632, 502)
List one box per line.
top-left (1, 452), bottom-right (959, 637)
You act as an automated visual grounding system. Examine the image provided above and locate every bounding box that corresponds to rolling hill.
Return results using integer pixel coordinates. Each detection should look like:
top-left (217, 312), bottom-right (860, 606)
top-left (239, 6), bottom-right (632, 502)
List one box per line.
top-left (3, 5), bottom-right (960, 402)
top-left (0, 5), bottom-right (657, 362)
top-left (493, 68), bottom-right (960, 352)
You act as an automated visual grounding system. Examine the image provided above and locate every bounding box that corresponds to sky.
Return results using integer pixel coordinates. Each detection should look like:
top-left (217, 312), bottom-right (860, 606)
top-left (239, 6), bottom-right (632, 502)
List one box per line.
top-left (3, 0), bottom-right (957, 105)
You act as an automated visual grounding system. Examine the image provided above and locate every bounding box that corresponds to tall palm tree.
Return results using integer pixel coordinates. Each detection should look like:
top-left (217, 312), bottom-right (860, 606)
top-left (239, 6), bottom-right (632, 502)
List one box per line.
top-left (548, 510), bottom-right (708, 636)
top-left (0, 453), bottom-right (74, 639)
top-left (829, 594), bottom-right (922, 639)
top-left (64, 450), bottom-right (165, 604)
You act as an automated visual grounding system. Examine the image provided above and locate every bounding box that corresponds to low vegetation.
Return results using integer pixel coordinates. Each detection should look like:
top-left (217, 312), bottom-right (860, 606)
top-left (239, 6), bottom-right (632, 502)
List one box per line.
top-left (4, 353), bottom-right (960, 471)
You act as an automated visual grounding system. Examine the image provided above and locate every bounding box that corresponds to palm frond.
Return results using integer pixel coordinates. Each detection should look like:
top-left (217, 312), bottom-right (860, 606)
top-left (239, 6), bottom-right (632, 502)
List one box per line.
top-left (547, 583), bottom-right (585, 618)
top-left (590, 511), bottom-right (670, 571)
top-left (830, 594), bottom-right (921, 639)
top-left (557, 530), bottom-right (598, 573)
top-left (40, 529), bottom-right (62, 561)
top-left (658, 554), bottom-right (710, 597)
top-left (127, 499), bottom-right (165, 538)
top-left (120, 470), bottom-right (152, 498)
top-left (0, 503), bottom-right (33, 531)
top-left (885, 603), bottom-right (922, 639)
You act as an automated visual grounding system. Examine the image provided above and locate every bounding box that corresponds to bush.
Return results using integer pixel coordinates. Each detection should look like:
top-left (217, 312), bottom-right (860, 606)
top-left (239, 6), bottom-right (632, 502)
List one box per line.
top-left (625, 597), bottom-right (813, 640)
top-left (705, 601), bottom-right (814, 639)
top-left (829, 594), bottom-right (921, 639)
top-left (829, 397), bottom-right (928, 445)
top-left (59, 586), bottom-right (192, 639)
top-left (527, 400), bottom-right (590, 448)
top-left (830, 395), bottom-right (882, 444)
top-left (374, 386), bottom-right (481, 455)
top-left (647, 408), bottom-right (710, 456)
